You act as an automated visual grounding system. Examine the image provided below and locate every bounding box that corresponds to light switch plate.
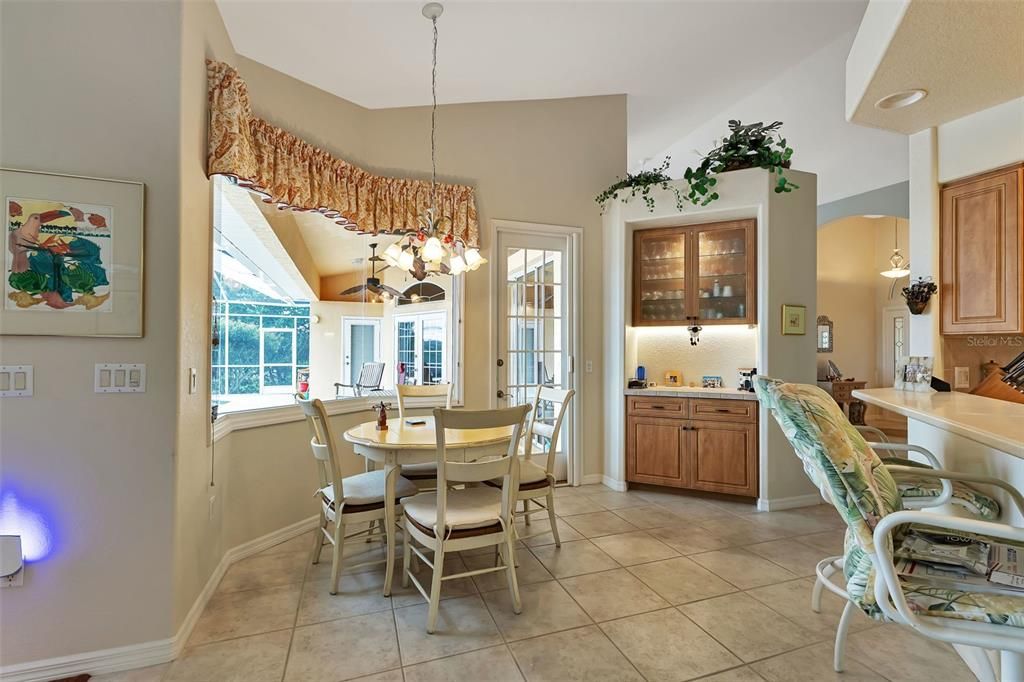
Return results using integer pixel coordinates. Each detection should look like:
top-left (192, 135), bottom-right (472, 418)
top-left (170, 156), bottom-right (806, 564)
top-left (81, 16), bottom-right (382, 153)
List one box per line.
top-left (954, 366), bottom-right (970, 389)
top-left (95, 363), bottom-right (146, 393)
top-left (0, 366), bottom-right (33, 397)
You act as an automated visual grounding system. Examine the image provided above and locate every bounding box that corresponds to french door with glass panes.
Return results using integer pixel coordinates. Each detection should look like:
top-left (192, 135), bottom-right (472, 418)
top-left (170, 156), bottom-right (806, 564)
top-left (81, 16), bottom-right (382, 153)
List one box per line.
top-left (259, 327), bottom-right (296, 394)
top-left (394, 311), bottom-right (446, 385)
top-left (496, 231), bottom-right (575, 484)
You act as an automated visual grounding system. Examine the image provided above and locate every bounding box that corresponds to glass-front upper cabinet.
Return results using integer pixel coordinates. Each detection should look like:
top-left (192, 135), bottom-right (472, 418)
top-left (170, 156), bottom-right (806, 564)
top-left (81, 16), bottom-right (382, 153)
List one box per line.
top-left (633, 228), bottom-right (690, 325)
top-left (632, 219), bottom-right (756, 327)
top-left (694, 221), bottom-right (755, 324)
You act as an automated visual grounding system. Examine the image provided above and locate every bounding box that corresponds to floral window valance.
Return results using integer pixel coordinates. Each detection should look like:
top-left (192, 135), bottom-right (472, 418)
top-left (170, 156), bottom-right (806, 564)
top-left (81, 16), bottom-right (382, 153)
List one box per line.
top-left (206, 60), bottom-right (480, 247)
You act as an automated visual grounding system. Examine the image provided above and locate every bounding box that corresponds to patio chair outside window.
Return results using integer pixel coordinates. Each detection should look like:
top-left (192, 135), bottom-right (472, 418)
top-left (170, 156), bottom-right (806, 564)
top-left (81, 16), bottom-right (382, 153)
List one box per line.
top-left (335, 361), bottom-right (386, 398)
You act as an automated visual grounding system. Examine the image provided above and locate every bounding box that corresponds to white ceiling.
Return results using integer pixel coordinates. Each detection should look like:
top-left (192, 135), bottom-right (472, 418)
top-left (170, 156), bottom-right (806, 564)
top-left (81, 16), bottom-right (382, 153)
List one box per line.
top-left (216, 0), bottom-right (869, 166)
top-left (658, 30), bottom-right (908, 205)
top-left (254, 201), bottom-right (387, 276)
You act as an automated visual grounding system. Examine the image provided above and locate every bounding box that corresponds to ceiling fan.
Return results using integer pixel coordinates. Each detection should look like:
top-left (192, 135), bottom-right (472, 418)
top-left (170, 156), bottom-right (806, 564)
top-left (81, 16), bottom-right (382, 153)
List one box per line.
top-left (340, 243), bottom-right (403, 300)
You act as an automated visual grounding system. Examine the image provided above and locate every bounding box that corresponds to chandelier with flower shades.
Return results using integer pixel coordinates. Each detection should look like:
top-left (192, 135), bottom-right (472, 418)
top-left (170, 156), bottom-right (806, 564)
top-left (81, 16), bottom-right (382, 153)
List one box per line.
top-left (382, 2), bottom-right (486, 281)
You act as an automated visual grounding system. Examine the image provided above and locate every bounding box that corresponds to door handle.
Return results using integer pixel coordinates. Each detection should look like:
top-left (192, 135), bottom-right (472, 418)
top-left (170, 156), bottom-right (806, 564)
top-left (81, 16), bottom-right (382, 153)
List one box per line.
top-left (650, 405), bottom-right (665, 409)
top-left (497, 390), bottom-right (506, 399)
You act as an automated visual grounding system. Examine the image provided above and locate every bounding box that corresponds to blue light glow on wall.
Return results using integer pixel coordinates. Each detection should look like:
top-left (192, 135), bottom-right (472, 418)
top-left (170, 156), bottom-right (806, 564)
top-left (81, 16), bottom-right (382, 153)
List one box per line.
top-left (0, 487), bottom-right (56, 562)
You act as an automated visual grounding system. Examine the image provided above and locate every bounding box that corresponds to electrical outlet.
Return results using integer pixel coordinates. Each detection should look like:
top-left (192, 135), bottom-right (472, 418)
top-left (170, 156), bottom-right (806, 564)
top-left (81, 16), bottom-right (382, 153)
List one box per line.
top-left (954, 366), bottom-right (970, 389)
top-left (585, 360), bottom-right (594, 373)
top-left (1, 570), bottom-right (23, 588)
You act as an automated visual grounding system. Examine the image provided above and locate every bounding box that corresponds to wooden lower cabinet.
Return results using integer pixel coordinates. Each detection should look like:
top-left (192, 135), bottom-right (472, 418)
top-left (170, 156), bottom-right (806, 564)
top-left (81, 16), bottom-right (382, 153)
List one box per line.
top-left (626, 416), bottom-right (687, 487)
top-left (686, 419), bottom-right (758, 497)
top-left (626, 396), bottom-right (758, 497)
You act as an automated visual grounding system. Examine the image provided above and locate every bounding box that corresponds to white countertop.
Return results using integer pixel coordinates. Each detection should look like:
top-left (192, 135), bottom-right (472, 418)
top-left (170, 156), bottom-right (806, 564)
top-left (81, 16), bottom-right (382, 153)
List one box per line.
top-left (625, 386), bottom-right (758, 401)
top-left (853, 388), bottom-right (1024, 457)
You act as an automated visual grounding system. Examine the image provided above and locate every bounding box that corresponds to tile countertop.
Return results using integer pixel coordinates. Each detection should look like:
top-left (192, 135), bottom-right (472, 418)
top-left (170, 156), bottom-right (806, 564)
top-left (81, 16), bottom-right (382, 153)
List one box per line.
top-left (624, 386), bottom-right (758, 401)
top-left (853, 388), bottom-right (1024, 458)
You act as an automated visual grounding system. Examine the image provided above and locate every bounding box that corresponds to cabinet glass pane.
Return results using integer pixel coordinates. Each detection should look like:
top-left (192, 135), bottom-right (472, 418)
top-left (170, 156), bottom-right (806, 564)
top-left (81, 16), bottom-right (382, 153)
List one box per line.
top-left (637, 232), bottom-right (688, 323)
top-left (696, 227), bottom-right (747, 321)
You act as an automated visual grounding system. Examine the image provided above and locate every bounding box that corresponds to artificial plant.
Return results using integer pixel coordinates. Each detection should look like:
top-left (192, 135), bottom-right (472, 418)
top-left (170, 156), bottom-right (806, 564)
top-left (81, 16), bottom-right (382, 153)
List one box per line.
top-left (901, 277), bottom-right (938, 315)
top-left (595, 157), bottom-right (686, 213)
top-left (682, 120), bottom-right (798, 206)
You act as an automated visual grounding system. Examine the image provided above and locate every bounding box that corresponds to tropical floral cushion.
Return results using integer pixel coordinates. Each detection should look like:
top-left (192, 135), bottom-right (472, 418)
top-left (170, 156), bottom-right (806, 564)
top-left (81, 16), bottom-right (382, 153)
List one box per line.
top-left (754, 376), bottom-right (1024, 628)
top-left (882, 457), bottom-right (1002, 520)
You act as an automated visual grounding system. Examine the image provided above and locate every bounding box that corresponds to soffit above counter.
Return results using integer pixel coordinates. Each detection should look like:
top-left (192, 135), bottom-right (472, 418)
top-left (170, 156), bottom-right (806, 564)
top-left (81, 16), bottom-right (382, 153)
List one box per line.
top-left (845, 0), bottom-right (1024, 134)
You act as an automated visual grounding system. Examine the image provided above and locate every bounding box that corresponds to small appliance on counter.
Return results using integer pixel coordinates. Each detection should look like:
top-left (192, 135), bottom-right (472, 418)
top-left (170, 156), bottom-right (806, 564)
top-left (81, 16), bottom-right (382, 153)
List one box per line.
top-left (738, 367), bottom-right (757, 392)
top-left (627, 378), bottom-right (648, 389)
top-left (628, 365), bottom-right (649, 389)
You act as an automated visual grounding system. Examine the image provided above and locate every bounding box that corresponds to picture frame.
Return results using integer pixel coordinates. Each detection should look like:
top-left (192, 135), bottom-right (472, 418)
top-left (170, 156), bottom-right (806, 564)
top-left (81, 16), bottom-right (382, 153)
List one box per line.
top-left (781, 304), bottom-right (806, 335)
top-left (2, 168), bottom-right (143, 337)
top-left (894, 356), bottom-right (934, 392)
top-left (702, 375), bottom-right (723, 389)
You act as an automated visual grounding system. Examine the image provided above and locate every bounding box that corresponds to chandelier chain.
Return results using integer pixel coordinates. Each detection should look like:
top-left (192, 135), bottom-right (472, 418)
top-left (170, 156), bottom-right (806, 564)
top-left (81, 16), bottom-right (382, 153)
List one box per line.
top-left (430, 14), bottom-right (438, 215)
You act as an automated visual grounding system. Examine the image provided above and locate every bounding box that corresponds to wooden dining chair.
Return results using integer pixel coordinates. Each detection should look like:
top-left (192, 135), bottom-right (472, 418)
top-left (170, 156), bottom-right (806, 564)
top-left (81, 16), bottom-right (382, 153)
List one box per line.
top-left (401, 404), bottom-right (530, 633)
top-left (488, 386), bottom-right (575, 547)
top-left (395, 383), bottom-right (453, 487)
top-left (298, 396), bottom-right (419, 595)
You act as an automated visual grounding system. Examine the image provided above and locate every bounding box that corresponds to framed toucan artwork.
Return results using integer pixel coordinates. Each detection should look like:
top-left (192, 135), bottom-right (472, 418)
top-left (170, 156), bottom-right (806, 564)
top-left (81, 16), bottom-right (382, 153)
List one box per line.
top-left (2, 168), bottom-right (143, 337)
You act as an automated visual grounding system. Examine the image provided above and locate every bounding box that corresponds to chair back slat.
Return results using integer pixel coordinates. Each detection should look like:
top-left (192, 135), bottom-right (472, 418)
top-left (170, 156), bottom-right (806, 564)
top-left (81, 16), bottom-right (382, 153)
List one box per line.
top-left (432, 405), bottom-right (530, 531)
top-left (358, 362), bottom-right (386, 390)
top-left (297, 396), bottom-right (344, 500)
top-left (524, 385), bottom-right (575, 476)
top-left (397, 383), bottom-right (453, 418)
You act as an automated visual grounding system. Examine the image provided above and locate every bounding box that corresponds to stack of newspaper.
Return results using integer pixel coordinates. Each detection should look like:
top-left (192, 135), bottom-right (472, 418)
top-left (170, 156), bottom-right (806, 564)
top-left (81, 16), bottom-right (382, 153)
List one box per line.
top-left (894, 528), bottom-right (1024, 595)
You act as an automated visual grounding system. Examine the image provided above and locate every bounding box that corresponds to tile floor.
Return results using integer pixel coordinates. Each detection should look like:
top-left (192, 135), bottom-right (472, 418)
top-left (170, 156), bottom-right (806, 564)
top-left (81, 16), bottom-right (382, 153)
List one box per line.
top-left (94, 484), bottom-right (977, 682)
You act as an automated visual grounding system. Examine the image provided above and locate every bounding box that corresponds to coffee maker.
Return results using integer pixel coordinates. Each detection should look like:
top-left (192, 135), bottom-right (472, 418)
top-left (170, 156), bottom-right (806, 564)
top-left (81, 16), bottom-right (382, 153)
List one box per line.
top-left (737, 367), bottom-right (757, 392)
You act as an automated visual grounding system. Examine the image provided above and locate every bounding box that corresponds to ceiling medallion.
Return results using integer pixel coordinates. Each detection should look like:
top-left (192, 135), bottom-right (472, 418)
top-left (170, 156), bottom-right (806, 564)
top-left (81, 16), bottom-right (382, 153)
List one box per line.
top-left (382, 2), bottom-right (485, 281)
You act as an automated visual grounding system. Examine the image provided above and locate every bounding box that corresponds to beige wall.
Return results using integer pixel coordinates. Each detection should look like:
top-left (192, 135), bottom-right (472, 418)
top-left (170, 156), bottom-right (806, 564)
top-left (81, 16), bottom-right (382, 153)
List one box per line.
top-left (816, 216), bottom-right (909, 386)
top-left (0, 0), bottom-right (183, 664)
top-left (173, 0), bottom-right (237, 631)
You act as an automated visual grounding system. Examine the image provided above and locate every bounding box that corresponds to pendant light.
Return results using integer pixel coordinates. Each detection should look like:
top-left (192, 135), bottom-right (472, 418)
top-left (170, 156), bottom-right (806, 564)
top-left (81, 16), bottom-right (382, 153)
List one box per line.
top-left (382, 2), bottom-right (486, 281)
top-left (880, 217), bottom-right (910, 279)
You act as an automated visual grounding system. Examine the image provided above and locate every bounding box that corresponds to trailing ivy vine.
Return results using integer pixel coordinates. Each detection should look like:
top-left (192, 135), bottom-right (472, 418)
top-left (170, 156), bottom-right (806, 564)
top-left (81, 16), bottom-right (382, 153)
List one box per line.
top-left (595, 157), bottom-right (686, 213)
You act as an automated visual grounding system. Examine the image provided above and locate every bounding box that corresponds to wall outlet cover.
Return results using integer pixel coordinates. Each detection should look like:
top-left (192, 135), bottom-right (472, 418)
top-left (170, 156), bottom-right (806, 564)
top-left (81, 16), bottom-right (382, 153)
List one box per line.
top-left (954, 366), bottom-right (970, 389)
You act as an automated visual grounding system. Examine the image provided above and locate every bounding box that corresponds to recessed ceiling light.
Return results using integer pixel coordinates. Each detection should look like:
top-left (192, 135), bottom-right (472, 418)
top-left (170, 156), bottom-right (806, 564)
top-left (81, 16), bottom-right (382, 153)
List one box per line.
top-left (875, 89), bottom-right (928, 110)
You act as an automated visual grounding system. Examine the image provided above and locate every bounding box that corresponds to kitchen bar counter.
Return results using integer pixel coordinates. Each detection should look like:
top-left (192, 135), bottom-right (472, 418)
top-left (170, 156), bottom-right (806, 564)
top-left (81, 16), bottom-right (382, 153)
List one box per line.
top-left (853, 388), bottom-right (1024, 458)
top-left (624, 386), bottom-right (758, 401)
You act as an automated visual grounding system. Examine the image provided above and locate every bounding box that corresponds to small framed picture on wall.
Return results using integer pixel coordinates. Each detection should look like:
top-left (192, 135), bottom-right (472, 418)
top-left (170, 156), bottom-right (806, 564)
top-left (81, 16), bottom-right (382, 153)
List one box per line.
top-left (781, 304), bottom-right (806, 335)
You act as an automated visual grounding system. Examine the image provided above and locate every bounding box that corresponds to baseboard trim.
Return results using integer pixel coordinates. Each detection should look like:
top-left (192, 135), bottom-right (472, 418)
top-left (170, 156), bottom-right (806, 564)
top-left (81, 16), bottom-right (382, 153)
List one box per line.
top-left (579, 474), bottom-right (627, 492)
top-left (601, 476), bottom-right (628, 492)
top-left (0, 638), bottom-right (176, 682)
top-left (757, 493), bottom-right (823, 511)
top-left (172, 514), bottom-right (317, 657)
top-left (0, 515), bottom-right (318, 682)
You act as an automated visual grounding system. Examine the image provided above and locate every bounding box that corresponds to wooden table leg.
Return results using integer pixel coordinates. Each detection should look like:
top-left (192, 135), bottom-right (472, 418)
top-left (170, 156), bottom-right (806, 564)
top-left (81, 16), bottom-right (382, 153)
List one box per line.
top-left (383, 452), bottom-right (398, 596)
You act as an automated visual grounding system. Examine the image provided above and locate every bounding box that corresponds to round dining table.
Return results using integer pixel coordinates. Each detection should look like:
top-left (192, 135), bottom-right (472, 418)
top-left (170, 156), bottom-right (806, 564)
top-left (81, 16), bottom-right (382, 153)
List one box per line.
top-left (343, 415), bottom-right (514, 596)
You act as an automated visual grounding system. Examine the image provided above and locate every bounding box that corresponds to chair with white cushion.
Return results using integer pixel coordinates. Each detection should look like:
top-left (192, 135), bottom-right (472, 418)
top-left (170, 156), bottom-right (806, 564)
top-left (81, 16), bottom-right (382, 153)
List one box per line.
top-left (395, 383), bottom-right (453, 487)
top-left (487, 386), bottom-right (575, 546)
top-left (298, 397), bottom-right (419, 595)
top-left (401, 404), bottom-right (530, 633)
